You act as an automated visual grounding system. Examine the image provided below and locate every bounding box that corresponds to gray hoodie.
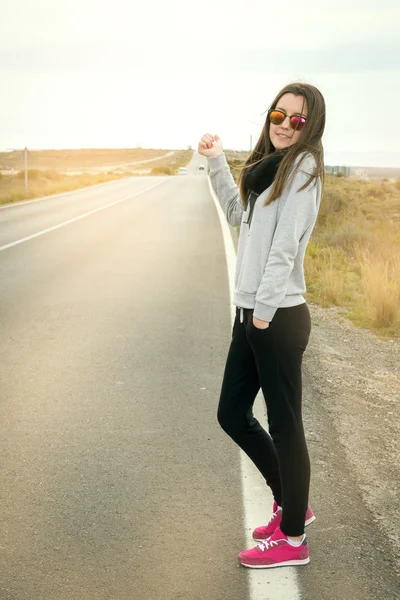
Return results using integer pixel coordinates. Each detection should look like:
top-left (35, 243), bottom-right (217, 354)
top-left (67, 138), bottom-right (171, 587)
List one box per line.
top-left (208, 152), bottom-right (322, 322)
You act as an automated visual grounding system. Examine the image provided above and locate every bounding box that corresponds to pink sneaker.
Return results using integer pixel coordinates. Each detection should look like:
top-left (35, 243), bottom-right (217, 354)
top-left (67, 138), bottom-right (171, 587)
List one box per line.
top-left (239, 526), bottom-right (310, 569)
top-left (252, 501), bottom-right (316, 541)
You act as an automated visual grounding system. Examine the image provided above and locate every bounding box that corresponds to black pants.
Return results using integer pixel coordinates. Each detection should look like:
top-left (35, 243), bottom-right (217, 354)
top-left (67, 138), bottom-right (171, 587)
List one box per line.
top-left (217, 303), bottom-right (312, 536)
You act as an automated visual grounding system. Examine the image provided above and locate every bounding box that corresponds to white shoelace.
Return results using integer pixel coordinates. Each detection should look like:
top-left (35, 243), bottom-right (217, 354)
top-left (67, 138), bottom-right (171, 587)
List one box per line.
top-left (258, 538), bottom-right (279, 551)
top-left (265, 509), bottom-right (280, 528)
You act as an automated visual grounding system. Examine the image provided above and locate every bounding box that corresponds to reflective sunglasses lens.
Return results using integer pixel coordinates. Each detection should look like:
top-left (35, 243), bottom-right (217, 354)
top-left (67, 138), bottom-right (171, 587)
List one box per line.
top-left (290, 116), bottom-right (306, 130)
top-left (269, 110), bottom-right (285, 125)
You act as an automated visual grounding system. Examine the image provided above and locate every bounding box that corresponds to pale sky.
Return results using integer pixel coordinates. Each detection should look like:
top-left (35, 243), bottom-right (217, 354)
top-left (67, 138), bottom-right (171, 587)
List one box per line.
top-left (1, 0), bottom-right (400, 166)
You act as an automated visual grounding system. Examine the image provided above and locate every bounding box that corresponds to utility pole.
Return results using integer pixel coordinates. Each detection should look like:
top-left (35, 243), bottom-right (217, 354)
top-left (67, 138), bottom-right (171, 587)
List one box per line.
top-left (24, 147), bottom-right (28, 195)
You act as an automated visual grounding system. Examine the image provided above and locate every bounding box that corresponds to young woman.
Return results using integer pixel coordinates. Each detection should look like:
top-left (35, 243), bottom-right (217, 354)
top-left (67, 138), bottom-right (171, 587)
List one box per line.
top-left (198, 82), bottom-right (325, 569)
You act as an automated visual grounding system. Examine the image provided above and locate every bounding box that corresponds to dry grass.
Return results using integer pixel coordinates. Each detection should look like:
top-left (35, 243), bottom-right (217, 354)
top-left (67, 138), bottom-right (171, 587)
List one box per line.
top-left (352, 244), bottom-right (400, 330)
top-left (154, 150), bottom-right (193, 175)
top-left (305, 176), bottom-right (400, 337)
top-left (0, 149), bottom-right (193, 205)
top-left (0, 170), bottom-right (130, 205)
top-left (0, 148), bottom-right (172, 171)
top-left (310, 176), bottom-right (400, 336)
top-left (228, 156), bottom-right (400, 338)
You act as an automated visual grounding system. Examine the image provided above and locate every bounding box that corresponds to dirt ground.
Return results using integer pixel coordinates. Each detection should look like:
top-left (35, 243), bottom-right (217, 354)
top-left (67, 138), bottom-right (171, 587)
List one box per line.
top-left (305, 302), bottom-right (400, 567)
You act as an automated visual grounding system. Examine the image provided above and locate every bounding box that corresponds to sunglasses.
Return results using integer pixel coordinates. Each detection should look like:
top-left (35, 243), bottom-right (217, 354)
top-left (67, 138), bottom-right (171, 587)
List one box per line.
top-left (268, 108), bottom-right (307, 131)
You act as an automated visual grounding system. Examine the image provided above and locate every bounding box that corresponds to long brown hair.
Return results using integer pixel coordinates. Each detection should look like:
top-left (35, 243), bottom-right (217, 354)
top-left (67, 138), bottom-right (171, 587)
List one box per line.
top-left (237, 82), bottom-right (326, 208)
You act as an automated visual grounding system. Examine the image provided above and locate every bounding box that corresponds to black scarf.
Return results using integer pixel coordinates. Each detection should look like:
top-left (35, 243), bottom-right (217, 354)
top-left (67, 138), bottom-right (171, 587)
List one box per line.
top-left (243, 149), bottom-right (287, 195)
top-left (241, 149), bottom-right (288, 229)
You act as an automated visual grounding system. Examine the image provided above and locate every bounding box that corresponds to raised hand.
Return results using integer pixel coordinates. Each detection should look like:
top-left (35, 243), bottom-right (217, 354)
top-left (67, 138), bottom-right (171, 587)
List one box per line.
top-left (198, 133), bottom-right (223, 158)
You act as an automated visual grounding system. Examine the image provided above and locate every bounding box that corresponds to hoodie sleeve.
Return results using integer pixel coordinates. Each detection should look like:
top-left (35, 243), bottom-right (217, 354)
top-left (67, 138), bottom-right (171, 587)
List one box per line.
top-left (253, 154), bottom-right (319, 322)
top-left (207, 153), bottom-right (244, 226)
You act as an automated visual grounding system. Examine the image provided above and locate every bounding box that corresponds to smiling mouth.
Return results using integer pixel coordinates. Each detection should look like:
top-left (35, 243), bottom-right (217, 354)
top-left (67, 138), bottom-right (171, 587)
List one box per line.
top-left (277, 134), bottom-right (290, 139)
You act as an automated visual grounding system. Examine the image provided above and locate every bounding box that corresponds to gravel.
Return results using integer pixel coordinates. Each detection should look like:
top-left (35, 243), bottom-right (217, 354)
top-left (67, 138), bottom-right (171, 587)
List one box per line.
top-left (305, 302), bottom-right (400, 565)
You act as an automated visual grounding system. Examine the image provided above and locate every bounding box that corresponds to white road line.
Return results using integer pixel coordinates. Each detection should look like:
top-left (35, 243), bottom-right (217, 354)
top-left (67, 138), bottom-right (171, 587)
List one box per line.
top-left (0, 180), bottom-right (167, 253)
top-left (207, 175), bottom-right (301, 600)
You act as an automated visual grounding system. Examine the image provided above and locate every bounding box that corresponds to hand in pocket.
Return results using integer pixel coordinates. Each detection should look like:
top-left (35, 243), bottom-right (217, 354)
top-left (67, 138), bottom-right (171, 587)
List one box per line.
top-left (252, 316), bottom-right (270, 330)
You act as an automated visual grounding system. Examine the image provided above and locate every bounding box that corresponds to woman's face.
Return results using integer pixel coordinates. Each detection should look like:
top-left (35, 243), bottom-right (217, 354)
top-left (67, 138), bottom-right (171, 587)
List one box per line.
top-left (269, 93), bottom-right (308, 150)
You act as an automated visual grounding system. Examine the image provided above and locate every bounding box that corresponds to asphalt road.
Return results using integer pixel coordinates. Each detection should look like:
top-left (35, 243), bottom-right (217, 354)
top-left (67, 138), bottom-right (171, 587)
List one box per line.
top-left (0, 155), bottom-right (399, 600)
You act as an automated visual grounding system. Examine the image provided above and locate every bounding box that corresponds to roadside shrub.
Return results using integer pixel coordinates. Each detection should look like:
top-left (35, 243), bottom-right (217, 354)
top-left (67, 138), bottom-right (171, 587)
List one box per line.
top-left (354, 244), bottom-right (400, 328)
top-left (365, 184), bottom-right (385, 199)
top-left (150, 166), bottom-right (172, 175)
top-left (304, 244), bottom-right (349, 306)
top-left (41, 170), bottom-right (62, 181)
top-left (324, 224), bottom-right (372, 250)
top-left (319, 188), bottom-right (346, 215)
top-left (16, 169), bottom-right (42, 180)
